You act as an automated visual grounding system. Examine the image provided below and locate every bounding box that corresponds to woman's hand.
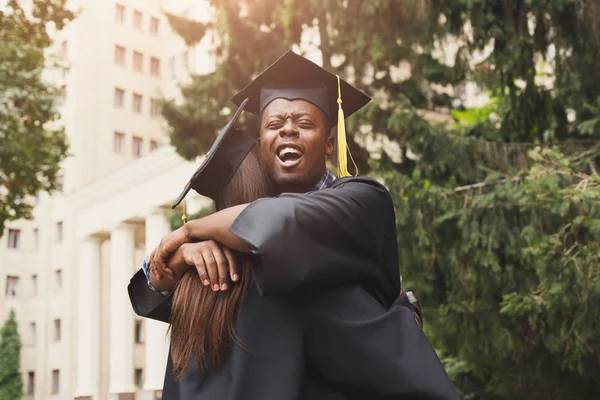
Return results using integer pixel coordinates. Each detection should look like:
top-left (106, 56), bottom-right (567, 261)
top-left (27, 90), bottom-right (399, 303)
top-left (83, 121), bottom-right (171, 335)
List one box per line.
top-left (151, 225), bottom-right (191, 277)
top-left (151, 206), bottom-right (251, 277)
top-left (180, 241), bottom-right (239, 291)
top-left (149, 237), bottom-right (239, 292)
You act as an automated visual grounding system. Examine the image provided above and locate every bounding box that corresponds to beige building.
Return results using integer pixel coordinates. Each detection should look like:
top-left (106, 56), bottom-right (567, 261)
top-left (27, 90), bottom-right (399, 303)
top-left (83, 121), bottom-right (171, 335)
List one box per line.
top-left (0, 1), bottom-right (213, 399)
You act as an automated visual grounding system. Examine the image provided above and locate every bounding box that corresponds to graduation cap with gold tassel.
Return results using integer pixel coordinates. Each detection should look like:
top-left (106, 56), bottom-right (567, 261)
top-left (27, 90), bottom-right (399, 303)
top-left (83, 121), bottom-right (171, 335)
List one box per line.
top-left (231, 50), bottom-right (370, 177)
top-left (173, 51), bottom-right (371, 222)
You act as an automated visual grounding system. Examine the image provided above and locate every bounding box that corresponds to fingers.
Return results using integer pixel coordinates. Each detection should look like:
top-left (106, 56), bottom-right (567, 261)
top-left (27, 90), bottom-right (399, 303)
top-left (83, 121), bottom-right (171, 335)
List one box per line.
top-left (200, 243), bottom-right (221, 292)
top-left (189, 241), bottom-right (234, 291)
top-left (191, 253), bottom-right (210, 288)
top-left (222, 246), bottom-right (239, 282)
top-left (177, 240), bottom-right (236, 292)
top-left (206, 241), bottom-right (230, 291)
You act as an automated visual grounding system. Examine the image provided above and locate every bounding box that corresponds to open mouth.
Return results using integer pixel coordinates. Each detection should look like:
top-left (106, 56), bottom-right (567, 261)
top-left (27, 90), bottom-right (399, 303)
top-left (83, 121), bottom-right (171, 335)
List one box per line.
top-left (276, 144), bottom-right (304, 168)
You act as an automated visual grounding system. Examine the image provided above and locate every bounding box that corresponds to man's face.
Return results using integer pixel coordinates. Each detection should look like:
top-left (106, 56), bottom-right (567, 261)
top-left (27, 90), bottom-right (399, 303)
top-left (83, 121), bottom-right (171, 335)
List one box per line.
top-left (259, 99), bottom-right (334, 193)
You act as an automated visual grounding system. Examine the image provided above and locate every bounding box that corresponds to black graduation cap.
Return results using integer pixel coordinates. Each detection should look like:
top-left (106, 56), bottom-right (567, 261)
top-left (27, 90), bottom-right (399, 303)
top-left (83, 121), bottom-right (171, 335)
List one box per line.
top-left (231, 50), bottom-right (371, 126)
top-left (232, 50), bottom-right (370, 177)
top-left (171, 98), bottom-right (255, 208)
top-left (171, 50), bottom-right (372, 214)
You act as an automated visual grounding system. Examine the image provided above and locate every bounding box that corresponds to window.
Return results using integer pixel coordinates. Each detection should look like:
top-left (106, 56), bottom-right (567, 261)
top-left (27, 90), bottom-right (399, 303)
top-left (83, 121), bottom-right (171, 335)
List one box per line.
top-left (56, 221), bottom-right (63, 243)
top-left (55, 270), bottom-right (62, 292)
top-left (150, 99), bottom-right (159, 117)
top-left (133, 10), bottom-right (142, 29)
top-left (115, 4), bottom-right (125, 23)
top-left (132, 136), bottom-right (143, 158)
top-left (5, 276), bottom-right (19, 297)
top-left (114, 45), bottom-right (126, 66)
top-left (150, 140), bottom-right (158, 152)
top-left (53, 319), bottom-right (61, 342)
top-left (27, 371), bottom-right (35, 396)
top-left (183, 50), bottom-right (190, 70)
top-left (31, 275), bottom-right (37, 297)
top-left (133, 51), bottom-right (143, 72)
top-left (29, 322), bottom-right (36, 346)
top-left (8, 229), bottom-right (20, 249)
top-left (60, 40), bottom-right (67, 58)
top-left (135, 368), bottom-right (143, 389)
top-left (51, 370), bottom-right (60, 394)
top-left (135, 320), bottom-right (143, 343)
top-left (114, 88), bottom-right (125, 108)
top-left (113, 132), bottom-right (125, 153)
top-left (169, 56), bottom-right (176, 78)
top-left (150, 57), bottom-right (160, 77)
top-left (132, 93), bottom-right (142, 114)
top-left (33, 228), bottom-right (39, 250)
top-left (150, 17), bottom-right (159, 35)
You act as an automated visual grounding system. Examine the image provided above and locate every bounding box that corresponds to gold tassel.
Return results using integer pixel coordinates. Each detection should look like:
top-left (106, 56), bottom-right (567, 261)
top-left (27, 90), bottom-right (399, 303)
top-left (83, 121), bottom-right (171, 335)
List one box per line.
top-left (336, 75), bottom-right (358, 177)
top-left (181, 197), bottom-right (188, 225)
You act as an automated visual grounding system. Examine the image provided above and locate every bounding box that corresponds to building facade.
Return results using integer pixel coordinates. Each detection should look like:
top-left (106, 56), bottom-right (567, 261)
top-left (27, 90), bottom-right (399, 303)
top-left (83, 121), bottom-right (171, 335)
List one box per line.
top-left (0, 1), bottom-right (212, 399)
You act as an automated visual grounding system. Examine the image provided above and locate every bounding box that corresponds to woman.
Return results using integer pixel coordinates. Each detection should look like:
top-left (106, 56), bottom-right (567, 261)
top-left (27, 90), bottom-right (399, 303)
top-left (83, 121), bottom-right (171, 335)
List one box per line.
top-left (167, 144), bottom-right (272, 379)
top-left (130, 144), bottom-right (458, 399)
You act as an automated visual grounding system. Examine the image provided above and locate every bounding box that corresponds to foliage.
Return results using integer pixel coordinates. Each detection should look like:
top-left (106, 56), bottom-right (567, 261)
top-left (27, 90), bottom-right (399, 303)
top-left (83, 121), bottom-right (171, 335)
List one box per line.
top-left (163, 1), bottom-right (600, 398)
top-left (0, 0), bottom-right (75, 235)
top-left (0, 310), bottom-right (23, 400)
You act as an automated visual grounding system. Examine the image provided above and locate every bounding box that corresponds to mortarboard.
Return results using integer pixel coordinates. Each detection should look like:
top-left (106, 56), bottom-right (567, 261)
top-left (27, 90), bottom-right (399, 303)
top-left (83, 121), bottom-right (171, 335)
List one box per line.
top-left (232, 50), bottom-right (371, 177)
top-left (171, 98), bottom-right (255, 212)
top-left (171, 51), bottom-right (372, 220)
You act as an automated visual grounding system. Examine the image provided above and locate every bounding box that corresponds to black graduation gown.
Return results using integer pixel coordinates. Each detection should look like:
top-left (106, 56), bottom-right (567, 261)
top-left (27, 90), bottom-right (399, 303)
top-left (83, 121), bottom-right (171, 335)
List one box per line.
top-left (128, 176), bottom-right (459, 399)
top-left (229, 177), bottom-right (401, 306)
top-left (128, 271), bottom-right (458, 399)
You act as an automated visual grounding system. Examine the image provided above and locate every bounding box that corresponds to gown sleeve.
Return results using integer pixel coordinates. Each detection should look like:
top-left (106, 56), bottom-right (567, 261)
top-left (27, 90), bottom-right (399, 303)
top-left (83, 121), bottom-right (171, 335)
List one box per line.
top-left (229, 177), bottom-right (398, 297)
top-left (303, 286), bottom-right (460, 400)
top-left (128, 268), bottom-right (172, 323)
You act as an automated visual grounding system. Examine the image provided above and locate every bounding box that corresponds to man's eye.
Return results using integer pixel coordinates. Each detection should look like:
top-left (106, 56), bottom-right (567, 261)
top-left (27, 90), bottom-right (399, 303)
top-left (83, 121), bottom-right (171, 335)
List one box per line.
top-left (298, 121), bottom-right (314, 128)
top-left (268, 122), bottom-right (283, 129)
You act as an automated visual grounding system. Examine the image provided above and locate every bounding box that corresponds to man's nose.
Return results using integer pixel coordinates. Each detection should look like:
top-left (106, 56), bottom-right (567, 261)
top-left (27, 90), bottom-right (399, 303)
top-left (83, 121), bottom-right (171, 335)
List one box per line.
top-left (279, 119), bottom-right (299, 138)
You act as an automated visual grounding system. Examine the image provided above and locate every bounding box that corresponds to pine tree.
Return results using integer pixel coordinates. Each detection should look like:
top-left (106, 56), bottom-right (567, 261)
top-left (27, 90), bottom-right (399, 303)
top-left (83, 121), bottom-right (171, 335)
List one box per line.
top-left (0, 310), bottom-right (23, 400)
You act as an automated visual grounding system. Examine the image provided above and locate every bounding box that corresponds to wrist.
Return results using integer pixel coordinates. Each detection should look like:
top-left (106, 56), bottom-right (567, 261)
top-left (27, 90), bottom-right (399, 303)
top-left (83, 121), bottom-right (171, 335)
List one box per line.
top-left (180, 243), bottom-right (193, 265)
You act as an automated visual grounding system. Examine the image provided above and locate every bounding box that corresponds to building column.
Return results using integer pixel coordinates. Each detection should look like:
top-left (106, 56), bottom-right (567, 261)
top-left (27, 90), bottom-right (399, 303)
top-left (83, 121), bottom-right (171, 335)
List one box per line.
top-left (109, 224), bottom-right (136, 397)
top-left (143, 211), bottom-right (171, 393)
top-left (75, 237), bottom-right (102, 400)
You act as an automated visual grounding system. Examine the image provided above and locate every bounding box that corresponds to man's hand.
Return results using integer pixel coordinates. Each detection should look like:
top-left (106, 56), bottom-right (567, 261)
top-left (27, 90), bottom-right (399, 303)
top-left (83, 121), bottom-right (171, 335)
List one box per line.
top-left (151, 205), bottom-right (251, 276)
top-left (149, 236), bottom-right (240, 292)
top-left (180, 241), bottom-right (239, 291)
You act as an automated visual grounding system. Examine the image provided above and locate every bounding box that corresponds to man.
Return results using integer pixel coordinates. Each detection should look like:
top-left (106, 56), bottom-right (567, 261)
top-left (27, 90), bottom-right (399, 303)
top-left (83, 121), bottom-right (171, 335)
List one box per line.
top-left (130, 50), bottom-right (457, 399)
top-left (149, 50), bottom-right (398, 307)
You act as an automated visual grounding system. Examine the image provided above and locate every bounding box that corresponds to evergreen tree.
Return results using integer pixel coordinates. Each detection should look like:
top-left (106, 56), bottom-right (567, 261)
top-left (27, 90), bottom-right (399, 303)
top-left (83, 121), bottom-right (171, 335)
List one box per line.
top-left (162, 1), bottom-right (600, 398)
top-left (0, 310), bottom-right (23, 400)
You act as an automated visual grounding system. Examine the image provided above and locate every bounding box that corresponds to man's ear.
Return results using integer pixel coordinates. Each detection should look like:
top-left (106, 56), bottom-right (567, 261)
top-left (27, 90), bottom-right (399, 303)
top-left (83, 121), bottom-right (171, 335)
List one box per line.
top-left (325, 135), bottom-right (334, 156)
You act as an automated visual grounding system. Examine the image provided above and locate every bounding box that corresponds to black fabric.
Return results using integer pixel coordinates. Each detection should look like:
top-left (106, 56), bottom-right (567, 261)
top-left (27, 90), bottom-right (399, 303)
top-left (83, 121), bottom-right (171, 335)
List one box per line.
top-left (303, 286), bottom-right (459, 399)
top-left (128, 273), bottom-right (459, 400)
top-left (231, 50), bottom-right (371, 126)
top-left (128, 268), bottom-right (172, 323)
top-left (172, 98), bottom-right (255, 208)
top-left (229, 176), bottom-right (400, 306)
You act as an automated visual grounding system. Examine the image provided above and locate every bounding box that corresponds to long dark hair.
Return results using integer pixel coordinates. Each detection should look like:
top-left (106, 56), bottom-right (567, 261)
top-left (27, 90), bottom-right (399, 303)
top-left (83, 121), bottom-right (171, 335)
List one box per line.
top-left (169, 145), bottom-right (272, 379)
